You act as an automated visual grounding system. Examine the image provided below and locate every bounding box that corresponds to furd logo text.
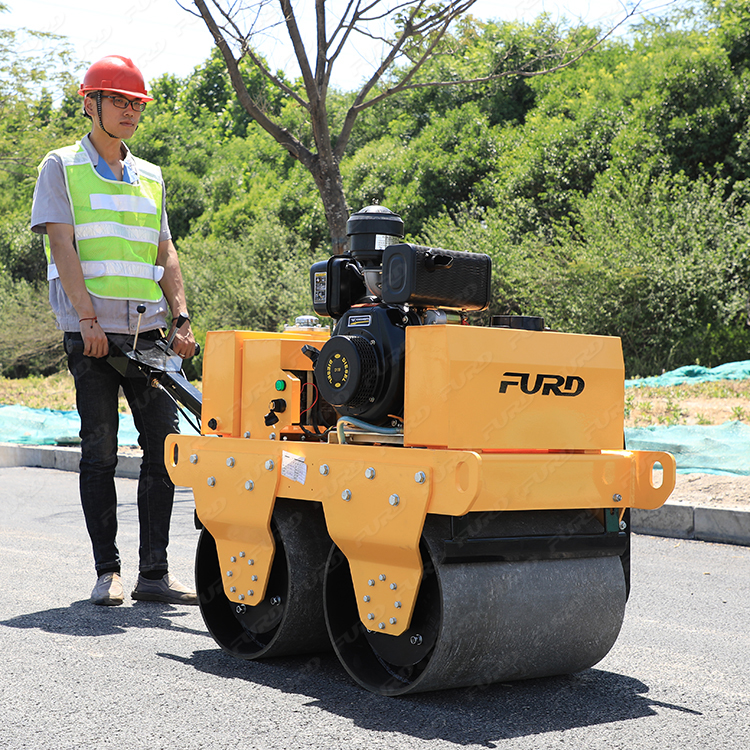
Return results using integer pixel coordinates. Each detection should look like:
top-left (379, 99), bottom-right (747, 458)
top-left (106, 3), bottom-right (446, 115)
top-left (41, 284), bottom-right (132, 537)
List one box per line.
top-left (499, 371), bottom-right (585, 397)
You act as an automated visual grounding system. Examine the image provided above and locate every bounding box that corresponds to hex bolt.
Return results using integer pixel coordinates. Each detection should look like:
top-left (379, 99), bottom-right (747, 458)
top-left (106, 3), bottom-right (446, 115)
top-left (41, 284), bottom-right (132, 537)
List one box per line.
top-left (265, 460), bottom-right (275, 471)
top-left (613, 493), bottom-right (623, 503)
top-left (226, 570), bottom-right (233, 577)
top-left (269, 433), bottom-right (276, 440)
top-left (238, 594), bottom-right (245, 601)
top-left (243, 431), bottom-right (251, 439)
top-left (389, 618), bottom-right (397, 625)
top-left (395, 601), bottom-right (401, 609)
top-left (390, 583), bottom-right (397, 590)
top-left (619, 520), bottom-right (628, 531)
top-left (230, 587), bottom-right (236, 593)
top-left (248, 590), bottom-right (254, 597)
top-left (368, 579), bottom-right (375, 586)
top-left (248, 559), bottom-right (254, 566)
top-left (367, 613), bottom-right (374, 620)
top-left (207, 476), bottom-right (216, 487)
top-left (378, 622), bottom-right (385, 630)
top-left (189, 454), bottom-right (198, 464)
top-left (342, 489), bottom-right (352, 502)
top-left (410, 634), bottom-right (423, 646)
top-left (230, 556), bottom-right (237, 563)
top-left (270, 596), bottom-right (282, 606)
top-left (245, 480), bottom-right (254, 491)
top-left (414, 471), bottom-right (426, 484)
top-left (235, 604), bottom-right (246, 615)
top-left (363, 595), bottom-right (370, 602)
top-left (365, 467), bottom-right (376, 480)
top-left (379, 574), bottom-right (386, 581)
top-left (389, 494), bottom-right (400, 507)
top-left (251, 575), bottom-right (258, 582)
top-left (319, 464), bottom-right (330, 476)
top-left (239, 552), bottom-right (245, 558)
top-left (226, 457), bottom-right (235, 468)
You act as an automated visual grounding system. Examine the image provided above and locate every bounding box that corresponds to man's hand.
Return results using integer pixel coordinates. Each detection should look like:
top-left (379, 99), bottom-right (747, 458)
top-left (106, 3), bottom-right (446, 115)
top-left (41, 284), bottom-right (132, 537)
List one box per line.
top-left (48, 223), bottom-right (109, 358)
top-left (80, 317), bottom-right (109, 358)
top-left (157, 238), bottom-right (196, 359)
top-left (169, 317), bottom-right (197, 359)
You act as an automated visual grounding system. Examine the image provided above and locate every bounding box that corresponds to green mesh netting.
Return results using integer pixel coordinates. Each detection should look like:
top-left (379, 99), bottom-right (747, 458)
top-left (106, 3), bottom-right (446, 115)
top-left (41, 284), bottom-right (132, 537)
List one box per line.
top-left (2, 359), bottom-right (749, 475)
top-left (624, 359), bottom-right (750, 474)
top-left (0, 404), bottom-right (195, 447)
top-left (625, 422), bottom-right (750, 476)
top-left (625, 360), bottom-right (750, 388)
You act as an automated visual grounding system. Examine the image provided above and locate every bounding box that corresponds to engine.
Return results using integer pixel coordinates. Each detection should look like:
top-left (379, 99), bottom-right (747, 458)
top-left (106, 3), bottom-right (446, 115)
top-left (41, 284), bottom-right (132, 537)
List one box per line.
top-left (308, 205), bottom-right (492, 426)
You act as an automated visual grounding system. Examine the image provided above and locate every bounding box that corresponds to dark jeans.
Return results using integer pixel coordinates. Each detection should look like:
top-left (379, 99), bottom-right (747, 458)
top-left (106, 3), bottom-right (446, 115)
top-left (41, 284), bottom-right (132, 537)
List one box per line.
top-left (66, 333), bottom-right (179, 576)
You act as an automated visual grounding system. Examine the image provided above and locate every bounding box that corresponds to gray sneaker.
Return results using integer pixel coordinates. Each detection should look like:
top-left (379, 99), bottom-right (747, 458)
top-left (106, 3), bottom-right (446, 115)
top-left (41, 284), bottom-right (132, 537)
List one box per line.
top-left (91, 572), bottom-right (124, 606)
top-left (131, 573), bottom-right (198, 605)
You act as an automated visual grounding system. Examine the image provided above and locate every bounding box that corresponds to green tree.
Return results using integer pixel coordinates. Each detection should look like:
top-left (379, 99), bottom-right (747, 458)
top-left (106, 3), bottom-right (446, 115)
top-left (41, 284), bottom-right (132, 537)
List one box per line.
top-left (184, 0), bottom-right (640, 252)
top-left (0, 5), bottom-right (85, 376)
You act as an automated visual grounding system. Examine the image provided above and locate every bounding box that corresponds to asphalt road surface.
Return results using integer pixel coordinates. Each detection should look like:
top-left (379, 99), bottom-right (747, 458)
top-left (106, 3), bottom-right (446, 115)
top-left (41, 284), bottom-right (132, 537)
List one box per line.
top-left (1, 466), bottom-right (748, 750)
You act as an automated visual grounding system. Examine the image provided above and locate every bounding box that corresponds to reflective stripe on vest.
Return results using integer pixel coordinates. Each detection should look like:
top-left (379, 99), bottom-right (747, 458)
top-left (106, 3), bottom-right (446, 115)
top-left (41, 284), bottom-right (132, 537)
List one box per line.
top-left (40, 142), bottom-right (164, 302)
top-left (47, 260), bottom-right (165, 283)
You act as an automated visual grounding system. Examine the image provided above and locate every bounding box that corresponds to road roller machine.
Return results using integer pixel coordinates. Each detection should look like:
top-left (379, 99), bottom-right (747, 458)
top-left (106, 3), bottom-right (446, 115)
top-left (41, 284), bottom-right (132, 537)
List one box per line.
top-left (166, 206), bottom-right (675, 695)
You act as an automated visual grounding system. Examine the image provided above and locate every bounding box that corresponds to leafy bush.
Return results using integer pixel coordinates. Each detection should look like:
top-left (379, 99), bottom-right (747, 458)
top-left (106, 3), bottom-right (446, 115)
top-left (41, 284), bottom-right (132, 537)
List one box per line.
top-left (0, 270), bottom-right (63, 377)
top-left (0, 214), bottom-right (47, 282)
top-left (422, 168), bottom-right (750, 376)
top-left (179, 216), bottom-right (326, 360)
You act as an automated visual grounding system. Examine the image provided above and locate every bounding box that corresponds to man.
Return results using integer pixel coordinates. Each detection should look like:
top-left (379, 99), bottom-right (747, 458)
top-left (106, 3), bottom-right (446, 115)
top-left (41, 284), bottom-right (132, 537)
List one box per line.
top-left (31, 55), bottom-right (197, 606)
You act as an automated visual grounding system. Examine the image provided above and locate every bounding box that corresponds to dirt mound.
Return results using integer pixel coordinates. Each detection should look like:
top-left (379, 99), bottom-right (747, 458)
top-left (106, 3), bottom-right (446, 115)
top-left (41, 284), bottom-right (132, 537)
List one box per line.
top-left (669, 472), bottom-right (750, 509)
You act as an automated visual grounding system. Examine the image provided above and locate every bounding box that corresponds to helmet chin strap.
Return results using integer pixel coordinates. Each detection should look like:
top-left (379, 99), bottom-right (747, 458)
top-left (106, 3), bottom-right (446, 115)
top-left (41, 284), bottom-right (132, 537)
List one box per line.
top-left (95, 91), bottom-right (119, 140)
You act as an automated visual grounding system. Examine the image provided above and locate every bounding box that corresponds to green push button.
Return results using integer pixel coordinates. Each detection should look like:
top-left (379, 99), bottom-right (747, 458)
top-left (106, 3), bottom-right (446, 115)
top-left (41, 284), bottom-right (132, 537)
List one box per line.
top-left (275, 380), bottom-right (286, 392)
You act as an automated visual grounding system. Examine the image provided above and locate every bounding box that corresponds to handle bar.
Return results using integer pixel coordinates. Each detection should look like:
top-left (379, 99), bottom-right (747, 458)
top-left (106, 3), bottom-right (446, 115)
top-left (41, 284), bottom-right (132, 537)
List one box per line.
top-left (64, 332), bottom-right (202, 422)
top-left (64, 335), bottom-right (200, 358)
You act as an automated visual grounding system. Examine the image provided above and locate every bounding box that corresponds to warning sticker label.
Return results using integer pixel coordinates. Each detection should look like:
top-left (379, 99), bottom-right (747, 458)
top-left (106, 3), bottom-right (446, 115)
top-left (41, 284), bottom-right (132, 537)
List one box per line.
top-left (281, 451), bottom-right (307, 485)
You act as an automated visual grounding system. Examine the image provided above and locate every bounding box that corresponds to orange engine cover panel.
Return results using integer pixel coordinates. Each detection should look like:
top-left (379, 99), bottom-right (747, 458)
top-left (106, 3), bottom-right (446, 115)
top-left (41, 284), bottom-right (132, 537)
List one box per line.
top-left (403, 325), bottom-right (624, 451)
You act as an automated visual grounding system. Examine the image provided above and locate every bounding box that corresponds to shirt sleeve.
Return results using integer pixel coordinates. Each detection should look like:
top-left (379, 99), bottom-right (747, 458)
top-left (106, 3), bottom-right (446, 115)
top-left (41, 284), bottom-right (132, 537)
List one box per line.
top-left (30, 155), bottom-right (74, 234)
top-left (159, 182), bottom-right (172, 244)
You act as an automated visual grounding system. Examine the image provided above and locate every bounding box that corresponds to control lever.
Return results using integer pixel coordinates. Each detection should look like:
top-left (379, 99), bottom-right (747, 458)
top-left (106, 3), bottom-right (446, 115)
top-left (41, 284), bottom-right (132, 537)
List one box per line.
top-left (132, 303), bottom-right (147, 353)
top-left (301, 344), bottom-right (320, 364)
top-left (167, 313), bottom-right (189, 351)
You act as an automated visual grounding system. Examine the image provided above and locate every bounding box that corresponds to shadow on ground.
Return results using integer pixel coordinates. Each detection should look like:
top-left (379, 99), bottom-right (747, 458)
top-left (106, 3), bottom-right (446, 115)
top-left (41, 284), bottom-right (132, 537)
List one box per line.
top-left (0, 599), bottom-right (208, 638)
top-left (160, 648), bottom-right (701, 745)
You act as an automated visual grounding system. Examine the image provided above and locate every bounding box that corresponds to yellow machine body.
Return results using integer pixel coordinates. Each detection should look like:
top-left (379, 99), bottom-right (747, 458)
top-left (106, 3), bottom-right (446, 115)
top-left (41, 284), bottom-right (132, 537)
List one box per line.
top-left (167, 324), bottom-right (674, 638)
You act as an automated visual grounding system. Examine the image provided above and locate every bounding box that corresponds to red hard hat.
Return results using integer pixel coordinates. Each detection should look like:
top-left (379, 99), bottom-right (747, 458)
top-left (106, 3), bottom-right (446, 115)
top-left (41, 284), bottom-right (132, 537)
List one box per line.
top-left (78, 55), bottom-right (153, 101)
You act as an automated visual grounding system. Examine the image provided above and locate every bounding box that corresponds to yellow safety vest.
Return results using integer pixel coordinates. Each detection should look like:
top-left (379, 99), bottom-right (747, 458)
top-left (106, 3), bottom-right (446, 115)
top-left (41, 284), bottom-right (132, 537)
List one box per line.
top-left (41, 142), bottom-right (164, 302)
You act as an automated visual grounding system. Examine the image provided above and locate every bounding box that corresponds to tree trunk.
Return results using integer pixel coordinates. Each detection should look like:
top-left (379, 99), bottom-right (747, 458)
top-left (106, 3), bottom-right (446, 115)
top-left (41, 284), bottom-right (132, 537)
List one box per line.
top-left (310, 156), bottom-right (350, 255)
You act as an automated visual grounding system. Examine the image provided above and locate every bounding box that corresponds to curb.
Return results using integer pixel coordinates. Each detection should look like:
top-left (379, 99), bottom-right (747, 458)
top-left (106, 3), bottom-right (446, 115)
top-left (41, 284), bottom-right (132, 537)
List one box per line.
top-left (0, 443), bottom-right (748, 548)
top-left (0, 442), bottom-right (142, 479)
top-left (632, 501), bottom-right (750, 547)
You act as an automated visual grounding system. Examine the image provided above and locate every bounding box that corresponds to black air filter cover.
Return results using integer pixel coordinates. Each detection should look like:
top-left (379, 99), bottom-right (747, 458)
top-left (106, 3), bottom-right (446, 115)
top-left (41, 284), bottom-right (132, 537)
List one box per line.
top-left (381, 243), bottom-right (492, 311)
top-left (346, 206), bottom-right (405, 267)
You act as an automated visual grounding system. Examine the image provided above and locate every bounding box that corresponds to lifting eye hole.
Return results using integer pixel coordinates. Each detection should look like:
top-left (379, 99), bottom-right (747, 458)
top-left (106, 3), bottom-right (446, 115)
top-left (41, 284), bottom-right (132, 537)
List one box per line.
top-left (651, 461), bottom-right (663, 489)
top-left (171, 443), bottom-right (179, 466)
